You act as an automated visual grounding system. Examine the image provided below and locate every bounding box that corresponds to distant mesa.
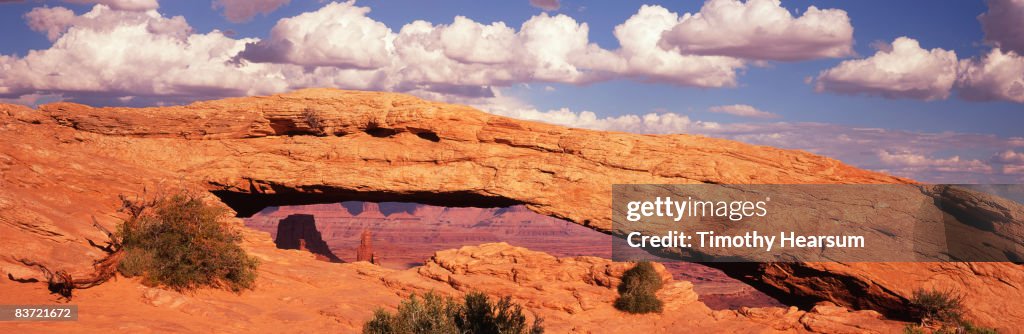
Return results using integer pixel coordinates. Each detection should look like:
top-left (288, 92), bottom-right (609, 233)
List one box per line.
top-left (274, 214), bottom-right (344, 263)
top-left (357, 202), bottom-right (386, 219)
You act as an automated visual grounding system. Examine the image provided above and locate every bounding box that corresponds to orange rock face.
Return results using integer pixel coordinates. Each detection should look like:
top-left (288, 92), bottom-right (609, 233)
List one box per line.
top-left (0, 89), bottom-right (1020, 331)
top-left (0, 242), bottom-right (904, 333)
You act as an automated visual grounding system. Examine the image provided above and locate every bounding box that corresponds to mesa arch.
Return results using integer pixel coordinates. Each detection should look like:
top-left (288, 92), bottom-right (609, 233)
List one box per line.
top-left (0, 88), bottom-right (1021, 330)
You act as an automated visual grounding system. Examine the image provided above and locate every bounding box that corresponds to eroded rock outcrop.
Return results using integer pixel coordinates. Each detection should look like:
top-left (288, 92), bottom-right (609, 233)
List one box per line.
top-left (274, 214), bottom-right (343, 263)
top-left (355, 229), bottom-right (376, 264)
top-left (0, 89), bottom-right (1020, 331)
top-left (383, 243), bottom-right (905, 334)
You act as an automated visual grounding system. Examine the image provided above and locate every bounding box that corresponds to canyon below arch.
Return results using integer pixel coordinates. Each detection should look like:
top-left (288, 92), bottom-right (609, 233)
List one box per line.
top-left (1, 88), bottom-right (1021, 333)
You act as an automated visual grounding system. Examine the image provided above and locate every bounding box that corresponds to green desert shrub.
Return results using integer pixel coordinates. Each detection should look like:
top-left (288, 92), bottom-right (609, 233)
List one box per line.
top-left (458, 292), bottom-right (543, 334)
top-left (910, 288), bottom-right (964, 324)
top-left (614, 261), bottom-right (664, 314)
top-left (117, 193), bottom-right (258, 292)
top-left (908, 288), bottom-right (999, 334)
top-left (363, 291), bottom-right (544, 334)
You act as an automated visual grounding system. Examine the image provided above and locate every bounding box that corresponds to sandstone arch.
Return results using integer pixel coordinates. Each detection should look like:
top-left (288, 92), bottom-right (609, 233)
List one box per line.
top-left (0, 89), bottom-right (1020, 330)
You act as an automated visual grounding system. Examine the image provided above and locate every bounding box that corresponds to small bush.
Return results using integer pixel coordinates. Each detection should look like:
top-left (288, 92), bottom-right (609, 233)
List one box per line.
top-left (458, 292), bottom-right (543, 334)
top-left (614, 291), bottom-right (664, 314)
top-left (368, 292), bottom-right (460, 334)
top-left (117, 193), bottom-right (259, 292)
top-left (303, 107), bottom-right (327, 135)
top-left (614, 261), bottom-right (664, 314)
top-left (908, 288), bottom-right (999, 334)
top-left (910, 288), bottom-right (964, 324)
top-left (363, 291), bottom-right (543, 334)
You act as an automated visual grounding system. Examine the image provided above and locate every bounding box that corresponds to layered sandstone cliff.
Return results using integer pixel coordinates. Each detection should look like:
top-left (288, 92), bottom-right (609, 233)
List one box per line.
top-left (0, 89), bottom-right (1020, 331)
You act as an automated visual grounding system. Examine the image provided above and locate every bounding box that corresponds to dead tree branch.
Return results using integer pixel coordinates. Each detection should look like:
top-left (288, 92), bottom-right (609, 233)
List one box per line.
top-left (9, 194), bottom-right (152, 300)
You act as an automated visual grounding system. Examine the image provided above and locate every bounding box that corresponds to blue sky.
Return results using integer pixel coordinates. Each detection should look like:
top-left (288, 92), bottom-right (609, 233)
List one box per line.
top-left (0, 0), bottom-right (1022, 182)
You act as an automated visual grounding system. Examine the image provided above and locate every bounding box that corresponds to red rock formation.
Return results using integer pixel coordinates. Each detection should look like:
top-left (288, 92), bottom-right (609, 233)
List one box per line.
top-left (274, 214), bottom-right (343, 263)
top-left (0, 89), bottom-right (1020, 330)
top-left (355, 229), bottom-right (376, 264)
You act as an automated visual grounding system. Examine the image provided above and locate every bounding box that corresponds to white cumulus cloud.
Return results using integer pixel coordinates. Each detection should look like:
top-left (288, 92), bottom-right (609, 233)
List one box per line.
top-left (1, 5), bottom-right (244, 98)
top-left (7, 0), bottom-right (1021, 108)
top-left (0, 2), bottom-right (746, 104)
top-left (815, 37), bottom-right (958, 100)
top-left (238, 2), bottom-right (620, 86)
top-left (237, 2), bottom-right (745, 91)
top-left (957, 48), bottom-right (1024, 103)
top-left (24, 5), bottom-right (190, 42)
top-left (237, 1), bottom-right (393, 69)
top-left (658, 0), bottom-right (854, 61)
top-left (0, 4), bottom-right (398, 103)
top-left (24, 6), bottom-right (78, 41)
top-left (610, 5), bottom-right (745, 87)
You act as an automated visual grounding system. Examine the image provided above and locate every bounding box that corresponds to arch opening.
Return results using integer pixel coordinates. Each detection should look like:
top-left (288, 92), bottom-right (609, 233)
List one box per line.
top-left (212, 189), bottom-right (523, 218)
top-left (214, 189), bottom-right (784, 311)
